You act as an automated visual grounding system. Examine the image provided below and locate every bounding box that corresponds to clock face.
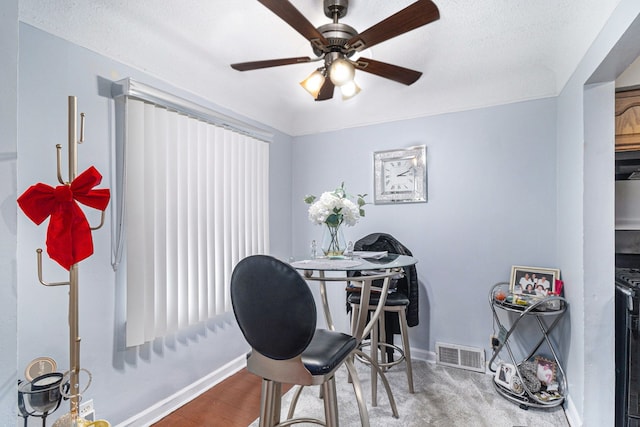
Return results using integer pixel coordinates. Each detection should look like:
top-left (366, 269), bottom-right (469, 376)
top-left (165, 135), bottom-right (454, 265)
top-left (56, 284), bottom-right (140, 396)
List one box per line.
top-left (373, 146), bottom-right (427, 204)
top-left (383, 159), bottom-right (415, 192)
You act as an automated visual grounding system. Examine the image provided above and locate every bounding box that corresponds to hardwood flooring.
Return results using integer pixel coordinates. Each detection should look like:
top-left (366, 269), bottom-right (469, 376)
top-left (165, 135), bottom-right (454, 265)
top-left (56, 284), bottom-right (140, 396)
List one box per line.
top-left (151, 368), bottom-right (292, 427)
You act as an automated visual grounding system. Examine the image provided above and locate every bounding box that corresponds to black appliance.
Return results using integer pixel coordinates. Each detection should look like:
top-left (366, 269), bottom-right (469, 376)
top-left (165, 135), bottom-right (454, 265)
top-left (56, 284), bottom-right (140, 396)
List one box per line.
top-left (616, 268), bottom-right (640, 427)
top-left (616, 151), bottom-right (640, 181)
top-left (615, 230), bottom-right (640, 427)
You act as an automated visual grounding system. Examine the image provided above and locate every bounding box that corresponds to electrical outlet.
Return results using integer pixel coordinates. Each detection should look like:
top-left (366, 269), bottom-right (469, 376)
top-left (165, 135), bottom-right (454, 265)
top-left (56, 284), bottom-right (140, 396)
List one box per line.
top-left (79, 399), bottom-right (95, 421)
top-left (490, 335), bottom-right (500, 349)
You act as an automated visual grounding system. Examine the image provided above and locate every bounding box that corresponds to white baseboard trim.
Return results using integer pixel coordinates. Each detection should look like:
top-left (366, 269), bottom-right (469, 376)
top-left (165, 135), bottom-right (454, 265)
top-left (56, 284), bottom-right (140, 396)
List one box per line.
top-left (564, 394), bottom-right (582, 427)
top-left (114, 355), bottom-right (246, 427)
top-left (410, 347), bottom-right (436, 363)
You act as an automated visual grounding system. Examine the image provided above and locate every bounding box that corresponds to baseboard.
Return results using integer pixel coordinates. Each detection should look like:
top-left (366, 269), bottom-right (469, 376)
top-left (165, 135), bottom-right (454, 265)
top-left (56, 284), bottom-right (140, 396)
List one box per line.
top-left (564, 394), bottom-right (582, 427)
top-left (410, 347), bottom-right (436, 363)
top-left (114, 355), bottom-right (246, 427)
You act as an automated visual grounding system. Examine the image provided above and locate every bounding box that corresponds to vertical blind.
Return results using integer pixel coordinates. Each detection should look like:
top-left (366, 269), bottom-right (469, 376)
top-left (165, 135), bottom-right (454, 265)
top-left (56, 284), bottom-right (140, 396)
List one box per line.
top-left (122, 97), bottom-right (269, 347)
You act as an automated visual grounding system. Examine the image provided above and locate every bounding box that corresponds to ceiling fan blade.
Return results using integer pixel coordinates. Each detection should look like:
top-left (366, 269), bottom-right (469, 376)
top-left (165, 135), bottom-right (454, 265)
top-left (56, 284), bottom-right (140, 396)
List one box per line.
top-left (258, 0), bottom-right (329, 50)
top-left (315, 79), bottom-right (335, 101)
top-left (345, 0), bottom-right (440, 52)
top-left (354, 58), bottom-right (423, 85)
top-left (231, 57), bottom-right (312, 71)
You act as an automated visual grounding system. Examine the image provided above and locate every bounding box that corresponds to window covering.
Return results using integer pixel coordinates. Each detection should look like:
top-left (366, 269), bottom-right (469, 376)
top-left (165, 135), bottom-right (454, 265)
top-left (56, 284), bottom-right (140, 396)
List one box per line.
top-left (113, 80), bottom-right (270, 347)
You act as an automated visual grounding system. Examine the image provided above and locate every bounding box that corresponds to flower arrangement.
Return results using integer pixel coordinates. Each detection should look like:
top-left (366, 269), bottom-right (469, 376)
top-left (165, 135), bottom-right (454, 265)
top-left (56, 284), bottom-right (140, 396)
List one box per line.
top-left (304, 182), bottom-right (366, 256)
top-left (304, 182), bottom-right (366, 227)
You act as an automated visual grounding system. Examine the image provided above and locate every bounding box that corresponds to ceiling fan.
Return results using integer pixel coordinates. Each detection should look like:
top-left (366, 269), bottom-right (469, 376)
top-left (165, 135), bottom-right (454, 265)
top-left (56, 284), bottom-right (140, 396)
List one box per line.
top-left (231, 0), bottom-right (440, 101)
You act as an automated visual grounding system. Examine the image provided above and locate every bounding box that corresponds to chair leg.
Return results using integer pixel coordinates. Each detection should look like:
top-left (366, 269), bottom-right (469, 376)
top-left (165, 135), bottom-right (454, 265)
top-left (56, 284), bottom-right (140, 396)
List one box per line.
top-left (351, 303), bottom-right (360, 337)
top-left (347, 303), bottom-right (360, 385)
top-left (378, 312), bottom-right (388, 369)
top-left (398, 309), bottom-right (414, 393)
top-left (259, 379), bottom-right (281, 427)
top-left (322, 377), bottom-right (339, 427)
top-left (286, 385), bottom-right (305, 420)
top-left (370, 312), bottom-right (378, 407)
top-left (344, 357), bottom-right (370, 427)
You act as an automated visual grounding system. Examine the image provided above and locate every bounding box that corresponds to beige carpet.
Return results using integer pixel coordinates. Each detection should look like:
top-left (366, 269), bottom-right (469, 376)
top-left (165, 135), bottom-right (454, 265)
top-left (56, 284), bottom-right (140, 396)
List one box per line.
top-left (249, 359), bottom-right (569, 427)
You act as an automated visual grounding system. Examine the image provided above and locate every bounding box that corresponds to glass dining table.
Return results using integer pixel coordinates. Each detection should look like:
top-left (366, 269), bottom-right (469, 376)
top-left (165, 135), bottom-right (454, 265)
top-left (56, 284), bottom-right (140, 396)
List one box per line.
top-left (290, 253), bottom-right (418, 426)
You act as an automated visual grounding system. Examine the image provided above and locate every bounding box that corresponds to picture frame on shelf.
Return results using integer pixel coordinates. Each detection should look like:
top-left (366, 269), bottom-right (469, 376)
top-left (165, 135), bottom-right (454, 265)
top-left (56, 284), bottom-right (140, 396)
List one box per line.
top-left (494, 362), bottom-right (516, 389)
top-left (509, 266), bottom-right (560, 297)
top-left (534, 355), bottom-right (558, 385)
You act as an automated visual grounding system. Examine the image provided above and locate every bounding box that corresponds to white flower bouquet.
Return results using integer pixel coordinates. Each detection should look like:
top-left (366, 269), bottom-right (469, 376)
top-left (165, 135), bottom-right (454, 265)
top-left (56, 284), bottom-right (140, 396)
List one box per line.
top-left (304, 183), bottom-right (366, 256)
top-left (304, 182), bottom-right (366, 227)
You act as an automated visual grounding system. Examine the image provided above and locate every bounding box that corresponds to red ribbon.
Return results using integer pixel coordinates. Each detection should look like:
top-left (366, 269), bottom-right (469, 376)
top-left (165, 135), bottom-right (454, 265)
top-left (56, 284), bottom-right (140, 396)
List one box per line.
top-left (17, 166), bottom-right (111, 270)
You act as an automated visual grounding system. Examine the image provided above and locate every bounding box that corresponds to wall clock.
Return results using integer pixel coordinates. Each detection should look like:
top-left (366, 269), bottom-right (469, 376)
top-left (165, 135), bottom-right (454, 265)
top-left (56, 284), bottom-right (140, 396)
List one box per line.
top-left (373, 145), bottom-right (427, 204)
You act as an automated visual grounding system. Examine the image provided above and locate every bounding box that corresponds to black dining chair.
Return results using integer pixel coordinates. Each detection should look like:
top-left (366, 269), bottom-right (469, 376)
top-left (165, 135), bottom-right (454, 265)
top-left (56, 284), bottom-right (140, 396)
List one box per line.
top-left (231, 254), bottom-right (361, 427)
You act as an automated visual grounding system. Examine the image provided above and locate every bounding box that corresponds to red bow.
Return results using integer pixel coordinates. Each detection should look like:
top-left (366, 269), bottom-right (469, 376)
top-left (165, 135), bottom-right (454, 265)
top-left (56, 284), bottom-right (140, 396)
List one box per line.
top-left (17, 166), bottom-right (111, 270)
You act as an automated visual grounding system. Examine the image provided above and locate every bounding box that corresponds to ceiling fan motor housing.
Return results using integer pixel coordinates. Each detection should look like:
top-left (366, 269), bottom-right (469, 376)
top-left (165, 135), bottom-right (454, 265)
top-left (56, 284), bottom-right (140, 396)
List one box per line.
top-left (313, 23), bottom-right (358, 57)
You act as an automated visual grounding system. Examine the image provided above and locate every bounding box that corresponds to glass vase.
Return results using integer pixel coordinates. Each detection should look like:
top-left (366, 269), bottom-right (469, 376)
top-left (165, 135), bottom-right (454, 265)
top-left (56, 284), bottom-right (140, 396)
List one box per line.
top-left (321, 224), bottom-right (346, 257)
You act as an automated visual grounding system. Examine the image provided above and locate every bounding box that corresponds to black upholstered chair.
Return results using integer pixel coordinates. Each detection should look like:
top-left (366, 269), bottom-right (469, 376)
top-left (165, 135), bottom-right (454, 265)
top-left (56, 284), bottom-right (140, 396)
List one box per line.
top-left (231, 254), bottom-right (360, 427)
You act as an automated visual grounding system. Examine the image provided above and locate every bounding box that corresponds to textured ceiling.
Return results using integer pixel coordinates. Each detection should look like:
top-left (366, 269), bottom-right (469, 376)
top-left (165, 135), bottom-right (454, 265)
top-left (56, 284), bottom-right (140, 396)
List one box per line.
top-left (19, 0), bottom-right (622, 136)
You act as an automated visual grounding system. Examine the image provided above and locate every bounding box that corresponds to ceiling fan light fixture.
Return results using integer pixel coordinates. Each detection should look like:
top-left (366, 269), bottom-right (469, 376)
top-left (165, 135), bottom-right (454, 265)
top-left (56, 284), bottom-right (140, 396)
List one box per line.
top-left (300, 69), bottom-right (326, 98)
top-left (329, 58), bottom-right (355, 86)
top-left (340, 80), bottom-right (361, 100)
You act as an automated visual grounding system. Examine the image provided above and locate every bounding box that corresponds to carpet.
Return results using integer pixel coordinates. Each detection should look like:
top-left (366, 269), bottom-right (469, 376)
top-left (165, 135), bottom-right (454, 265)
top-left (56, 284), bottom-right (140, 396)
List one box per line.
top-left (249, 359), bottom-right (569, 427)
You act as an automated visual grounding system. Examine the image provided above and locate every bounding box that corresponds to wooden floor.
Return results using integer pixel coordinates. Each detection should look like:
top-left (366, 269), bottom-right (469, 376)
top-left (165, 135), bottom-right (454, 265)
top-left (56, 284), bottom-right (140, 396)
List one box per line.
top-left (151, 368), bottom-right (292, 427)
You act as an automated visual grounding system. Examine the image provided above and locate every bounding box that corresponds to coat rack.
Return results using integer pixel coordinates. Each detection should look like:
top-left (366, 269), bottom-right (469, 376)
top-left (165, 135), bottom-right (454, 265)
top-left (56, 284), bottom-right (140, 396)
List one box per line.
top-left (27, 96), bottom-right (108, 427)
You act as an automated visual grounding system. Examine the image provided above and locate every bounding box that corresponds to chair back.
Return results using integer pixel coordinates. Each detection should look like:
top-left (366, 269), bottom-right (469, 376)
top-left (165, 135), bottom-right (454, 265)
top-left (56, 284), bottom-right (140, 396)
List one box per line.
top-left (231, 255), bottom-right (317, 360)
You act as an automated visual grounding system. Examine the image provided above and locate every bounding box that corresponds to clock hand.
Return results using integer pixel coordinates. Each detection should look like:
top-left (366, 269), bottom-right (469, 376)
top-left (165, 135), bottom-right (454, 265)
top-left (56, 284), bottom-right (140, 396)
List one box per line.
top-left (396, 169), bottom-right (412, 177)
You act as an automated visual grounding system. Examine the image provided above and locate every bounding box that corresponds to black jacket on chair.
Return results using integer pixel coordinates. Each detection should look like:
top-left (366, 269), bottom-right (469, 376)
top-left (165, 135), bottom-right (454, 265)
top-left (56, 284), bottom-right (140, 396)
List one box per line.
top-left (347, 233), bottom-right (419, 357)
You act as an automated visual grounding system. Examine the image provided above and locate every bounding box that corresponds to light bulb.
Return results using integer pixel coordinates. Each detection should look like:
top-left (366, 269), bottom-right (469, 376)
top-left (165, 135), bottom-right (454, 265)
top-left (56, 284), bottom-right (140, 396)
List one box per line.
top-left (329, 58), bottom-right (355, 86)
top-left (340, 80), bottom-right (361, 100)
top-left (299, 70), bottom-right (326, 99)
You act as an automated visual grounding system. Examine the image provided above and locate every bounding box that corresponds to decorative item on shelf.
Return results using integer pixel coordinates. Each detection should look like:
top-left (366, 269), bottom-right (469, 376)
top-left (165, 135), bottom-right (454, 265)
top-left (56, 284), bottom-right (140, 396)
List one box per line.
top-left (493, 288), bottom-right (507, 302)
top-left (304, 182), bottom-right (366, 257)
top-left (518, 361), bottom-right (542, 393)
top-left (509, 265), bottom-right (561, 297)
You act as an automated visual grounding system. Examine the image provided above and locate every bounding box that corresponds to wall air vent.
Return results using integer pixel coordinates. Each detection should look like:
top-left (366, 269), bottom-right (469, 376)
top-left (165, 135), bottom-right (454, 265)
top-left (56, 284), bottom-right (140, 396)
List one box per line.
top-left (435, 342), bottom-right (485, 373)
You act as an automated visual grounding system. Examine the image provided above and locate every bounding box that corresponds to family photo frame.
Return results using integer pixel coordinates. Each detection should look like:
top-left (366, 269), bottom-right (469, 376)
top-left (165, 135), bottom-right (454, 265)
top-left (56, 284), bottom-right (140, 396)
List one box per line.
top-left (494, 362), bottom-right (516, 389)
top-left (509, 266), bottom-right (561, 297)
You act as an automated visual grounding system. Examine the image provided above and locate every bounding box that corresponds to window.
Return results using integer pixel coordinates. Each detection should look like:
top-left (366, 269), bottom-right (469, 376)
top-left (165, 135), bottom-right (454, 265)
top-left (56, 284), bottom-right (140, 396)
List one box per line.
top-left (113, 79), bottom-right (270, 346)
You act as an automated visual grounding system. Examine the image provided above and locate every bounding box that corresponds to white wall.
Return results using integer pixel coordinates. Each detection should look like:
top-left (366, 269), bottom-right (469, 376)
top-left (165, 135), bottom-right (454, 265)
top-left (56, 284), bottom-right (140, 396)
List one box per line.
top-left (557, 2), bottom-right (640, 425)
top-left (617, 54), bottom-right (640, 89)
top-left (16, 24), bottom-right (293, 425)
top-left (0, 0), bottom-right (18, 425)
top-left (290, 98), bottom-right (558, 354)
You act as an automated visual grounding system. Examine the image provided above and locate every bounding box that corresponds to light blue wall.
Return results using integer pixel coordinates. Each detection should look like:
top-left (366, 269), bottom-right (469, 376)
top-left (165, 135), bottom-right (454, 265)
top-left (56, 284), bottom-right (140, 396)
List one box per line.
top-left (291, 98), bottom-right (558, 351)
top-left (9, 4), bottom-right (640, 426)
top-left (16, 24), bottom-right (292, 425)
top-left (0, 1), bottom-right (18, 425)
top-left (557, 2), bottom-right (640, 425)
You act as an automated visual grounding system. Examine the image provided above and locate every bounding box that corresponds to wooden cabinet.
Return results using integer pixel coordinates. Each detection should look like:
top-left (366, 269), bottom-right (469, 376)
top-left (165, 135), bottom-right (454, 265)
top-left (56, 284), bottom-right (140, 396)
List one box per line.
top-left (616, 89), bottom-right (640, 151)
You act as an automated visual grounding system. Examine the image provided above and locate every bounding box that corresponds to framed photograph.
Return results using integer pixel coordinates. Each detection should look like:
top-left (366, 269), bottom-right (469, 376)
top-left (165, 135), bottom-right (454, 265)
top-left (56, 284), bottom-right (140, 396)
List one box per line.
top-left (534, 356), bottom-right (558, 385)
top-left (510, 266), bottom-right (560, 297)
top-left (494, 362), bottom-right (517, 390)
top-left (373, 145), bottom-right (427, 204)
